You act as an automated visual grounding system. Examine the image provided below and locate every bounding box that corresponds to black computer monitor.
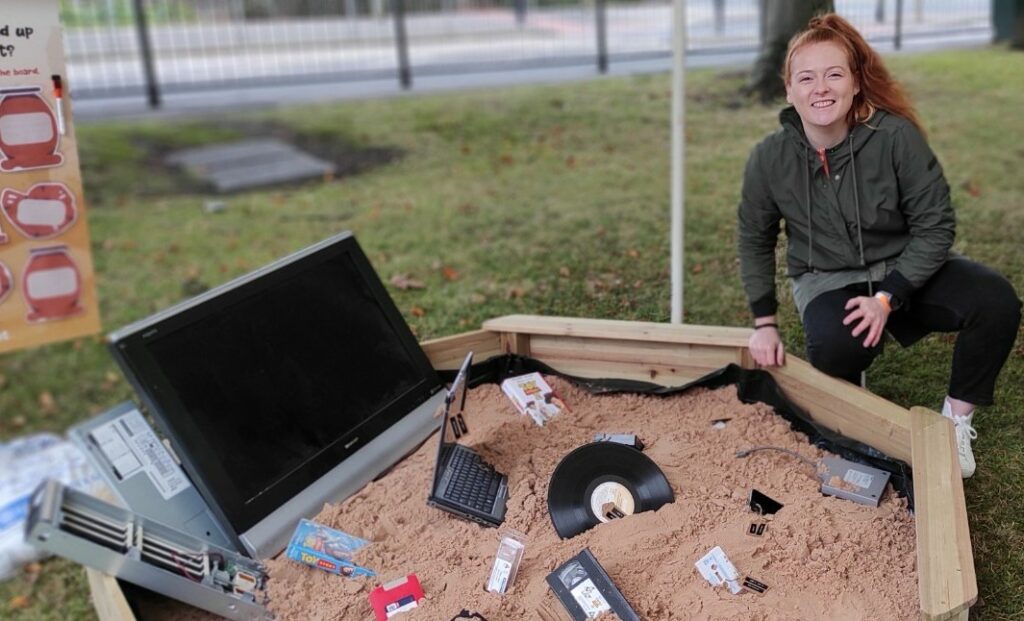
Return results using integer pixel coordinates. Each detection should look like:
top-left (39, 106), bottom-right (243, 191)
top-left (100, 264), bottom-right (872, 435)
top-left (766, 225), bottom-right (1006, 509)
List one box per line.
top-left (109, 232), bottom-right (445, 558)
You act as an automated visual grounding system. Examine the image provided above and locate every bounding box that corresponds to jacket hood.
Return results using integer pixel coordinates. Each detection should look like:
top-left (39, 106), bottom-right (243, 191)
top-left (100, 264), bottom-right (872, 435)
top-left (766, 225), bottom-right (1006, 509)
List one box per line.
top-left (778, 106), bottom-right (887, 165)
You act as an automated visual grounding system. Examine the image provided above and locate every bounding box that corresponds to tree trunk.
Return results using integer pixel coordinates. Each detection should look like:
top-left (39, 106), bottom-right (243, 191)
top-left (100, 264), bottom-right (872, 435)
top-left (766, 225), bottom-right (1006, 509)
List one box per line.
top-left (744, 0), bottom-right (834, 102)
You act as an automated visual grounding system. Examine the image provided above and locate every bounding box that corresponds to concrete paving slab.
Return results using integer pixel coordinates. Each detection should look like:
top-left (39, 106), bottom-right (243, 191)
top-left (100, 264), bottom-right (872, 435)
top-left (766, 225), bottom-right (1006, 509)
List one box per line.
top-left (167, 138), bottom-right (335, 193)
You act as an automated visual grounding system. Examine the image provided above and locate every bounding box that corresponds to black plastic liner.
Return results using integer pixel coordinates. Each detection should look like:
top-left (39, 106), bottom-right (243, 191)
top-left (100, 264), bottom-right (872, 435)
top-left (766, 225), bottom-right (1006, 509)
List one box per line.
top-left (440, 354), bottom-right (914, 510)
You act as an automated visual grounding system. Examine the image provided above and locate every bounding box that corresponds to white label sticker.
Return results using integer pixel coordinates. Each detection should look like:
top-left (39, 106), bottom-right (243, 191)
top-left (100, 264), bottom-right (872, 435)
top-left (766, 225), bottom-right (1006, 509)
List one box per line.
top-left (26, 267), bottom-right (77, 298)
top-left (89, 409), bottom-right (191, 500)
top-left (843, 469), bottom-right (873, 489)
top-left (17, 199), bottom-right (66, 226)
top-left (0, 112), bottom-right (54, 146)
top-left (570, 578), bottom-right (611, 618)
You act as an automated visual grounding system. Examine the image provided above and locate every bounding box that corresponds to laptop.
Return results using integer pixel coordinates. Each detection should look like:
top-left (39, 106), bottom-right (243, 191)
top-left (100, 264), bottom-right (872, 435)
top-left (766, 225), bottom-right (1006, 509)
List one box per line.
top-left (426, 352), bottom-right (509, 527)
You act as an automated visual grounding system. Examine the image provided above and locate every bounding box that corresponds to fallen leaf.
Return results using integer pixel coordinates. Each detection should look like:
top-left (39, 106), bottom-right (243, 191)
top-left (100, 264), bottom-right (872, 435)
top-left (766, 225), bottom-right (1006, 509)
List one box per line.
top-left (410, 306), bottom-right (426, 317)
top-left (101, 371), bottom-right (120, 391)
top-left (23, 562), bottom-right (41, 575)
top-left (506, 287), bottom-right (525, 299)
top-left (470, 293), bottom-right (487, 305)
top-left (565, 155), bottom-right (576, 168)
top-left (440, 266), bottom-right (460, 282)
top-left (692, 263), bottom-right (704, 274)
top-left (961, 179), bottom-right (981, 198)
top-left (39, 391), bottom-right (57, 415)
top-left (8, 595), bottom-right (30, 609)
top-left (11, 415), bottom-right (26, 428)
top-left (559, 266), bottom-right (571, 277)
top-left (389, 274), bottom-right (425, 290)
top-left (626, 249), bottom-right (639, 258)
top-left (499, 154), bottom-right (515, 166)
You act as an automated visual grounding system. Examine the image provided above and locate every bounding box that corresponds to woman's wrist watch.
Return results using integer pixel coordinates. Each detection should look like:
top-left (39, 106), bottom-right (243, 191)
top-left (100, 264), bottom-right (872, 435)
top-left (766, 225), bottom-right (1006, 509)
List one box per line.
top-left (874, 290), bottom-right (900, 312)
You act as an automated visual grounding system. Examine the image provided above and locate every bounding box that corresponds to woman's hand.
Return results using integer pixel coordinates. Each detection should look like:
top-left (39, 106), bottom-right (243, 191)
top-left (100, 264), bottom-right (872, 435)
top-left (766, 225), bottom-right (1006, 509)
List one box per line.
top-left (748, 325), bottom-right (785, 367)
top-left (843, 296), bottom-right (890, 348)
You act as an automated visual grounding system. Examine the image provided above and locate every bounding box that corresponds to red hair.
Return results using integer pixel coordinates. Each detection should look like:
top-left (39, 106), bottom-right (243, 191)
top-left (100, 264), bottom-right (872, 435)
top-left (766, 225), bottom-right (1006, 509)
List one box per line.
top-left (784, 13), bottom-right (924, 134)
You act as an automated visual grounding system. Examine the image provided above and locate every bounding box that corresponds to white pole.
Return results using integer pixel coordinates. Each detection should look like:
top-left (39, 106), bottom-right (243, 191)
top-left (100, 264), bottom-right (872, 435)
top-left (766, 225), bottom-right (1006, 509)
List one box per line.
top-left (670, 0), bottom-right (687, 323)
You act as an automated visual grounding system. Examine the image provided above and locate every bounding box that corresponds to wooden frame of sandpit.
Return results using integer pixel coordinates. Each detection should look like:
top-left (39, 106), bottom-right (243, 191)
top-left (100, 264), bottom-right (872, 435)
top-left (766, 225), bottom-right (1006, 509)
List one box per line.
top-left (86, 315), bottom-right (976, 621)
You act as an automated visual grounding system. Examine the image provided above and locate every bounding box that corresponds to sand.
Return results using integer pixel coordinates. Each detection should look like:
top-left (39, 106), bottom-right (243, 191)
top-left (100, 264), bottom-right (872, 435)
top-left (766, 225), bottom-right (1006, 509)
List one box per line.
top-left (255, 378), bottom-right (918, 621)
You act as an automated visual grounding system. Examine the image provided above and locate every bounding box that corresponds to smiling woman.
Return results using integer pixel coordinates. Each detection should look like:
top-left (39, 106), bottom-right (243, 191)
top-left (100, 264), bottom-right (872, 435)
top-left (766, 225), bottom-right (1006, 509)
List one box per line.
top-left (735, 14), bottom-right (1021, 481)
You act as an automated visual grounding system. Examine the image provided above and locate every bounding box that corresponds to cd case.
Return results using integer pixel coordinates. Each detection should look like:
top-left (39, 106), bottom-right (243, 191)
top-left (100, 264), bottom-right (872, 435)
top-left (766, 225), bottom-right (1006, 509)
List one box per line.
top-left (285, 519), bottom-right (376, 578)
top-left (545, 548), bottom-right (640, 621)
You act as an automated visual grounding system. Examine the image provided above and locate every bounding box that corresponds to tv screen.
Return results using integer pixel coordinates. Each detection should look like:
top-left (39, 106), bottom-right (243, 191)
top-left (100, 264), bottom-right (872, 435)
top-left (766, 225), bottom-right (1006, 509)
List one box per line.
top-left (110, 232), bottom-right (442, 545)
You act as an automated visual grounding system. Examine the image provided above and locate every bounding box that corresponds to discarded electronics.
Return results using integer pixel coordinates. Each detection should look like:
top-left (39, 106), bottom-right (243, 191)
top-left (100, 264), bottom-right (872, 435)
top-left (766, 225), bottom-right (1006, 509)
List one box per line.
top-left (26, 480), bottom-right (271, 621)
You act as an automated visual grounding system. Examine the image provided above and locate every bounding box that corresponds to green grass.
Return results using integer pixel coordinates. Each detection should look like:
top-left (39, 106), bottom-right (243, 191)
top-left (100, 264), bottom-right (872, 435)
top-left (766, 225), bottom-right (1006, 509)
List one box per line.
top-left (2, 47), bottom-right (1022, 619)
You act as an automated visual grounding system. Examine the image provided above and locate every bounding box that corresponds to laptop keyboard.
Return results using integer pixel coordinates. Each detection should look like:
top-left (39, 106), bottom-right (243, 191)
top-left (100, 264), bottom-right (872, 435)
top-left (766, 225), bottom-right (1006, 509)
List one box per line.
top-left (444, 448), bottom-right (500, 513)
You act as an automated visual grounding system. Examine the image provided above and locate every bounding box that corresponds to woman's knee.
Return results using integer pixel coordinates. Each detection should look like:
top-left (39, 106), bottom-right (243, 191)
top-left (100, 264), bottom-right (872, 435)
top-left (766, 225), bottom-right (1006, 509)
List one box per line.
top-left (806, 334), bottom-right (877, 380)
top-left (967, 268), bottom-right (1022, 332)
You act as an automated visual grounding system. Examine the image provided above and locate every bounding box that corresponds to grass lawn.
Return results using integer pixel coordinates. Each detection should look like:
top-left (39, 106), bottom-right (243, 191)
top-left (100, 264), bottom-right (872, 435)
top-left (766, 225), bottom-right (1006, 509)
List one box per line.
top-left (1, 47), bottom-right (1022, 620)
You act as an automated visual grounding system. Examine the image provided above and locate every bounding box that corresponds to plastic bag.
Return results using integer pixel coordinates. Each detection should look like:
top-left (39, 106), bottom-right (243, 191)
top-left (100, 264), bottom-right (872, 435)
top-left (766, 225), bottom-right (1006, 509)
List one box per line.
top-left (0, 433), bottom-right (106, 580)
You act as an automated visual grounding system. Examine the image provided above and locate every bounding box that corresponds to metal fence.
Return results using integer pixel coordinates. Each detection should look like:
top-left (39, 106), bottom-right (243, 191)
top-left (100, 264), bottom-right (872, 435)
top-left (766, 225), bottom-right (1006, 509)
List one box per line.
top-left (60, 0), bottom-right (993, 105)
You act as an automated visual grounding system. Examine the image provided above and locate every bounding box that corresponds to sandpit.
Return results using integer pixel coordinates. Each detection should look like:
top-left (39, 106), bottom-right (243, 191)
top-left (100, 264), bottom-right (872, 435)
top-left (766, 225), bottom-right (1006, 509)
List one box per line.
top-left (245, 376), bottom-right (917, 621)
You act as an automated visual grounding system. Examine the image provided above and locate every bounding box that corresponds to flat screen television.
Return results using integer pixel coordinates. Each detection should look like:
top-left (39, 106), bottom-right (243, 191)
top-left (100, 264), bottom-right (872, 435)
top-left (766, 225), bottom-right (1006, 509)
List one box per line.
top-left (108, 231), bottom-right (445, 558)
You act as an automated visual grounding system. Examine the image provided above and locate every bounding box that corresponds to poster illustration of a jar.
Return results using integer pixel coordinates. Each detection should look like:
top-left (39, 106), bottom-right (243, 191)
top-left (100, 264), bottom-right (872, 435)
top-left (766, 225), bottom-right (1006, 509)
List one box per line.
top-left (0, 0), bottom-right (101, 354)
top-left (0, 86), bottom-right (64, 172)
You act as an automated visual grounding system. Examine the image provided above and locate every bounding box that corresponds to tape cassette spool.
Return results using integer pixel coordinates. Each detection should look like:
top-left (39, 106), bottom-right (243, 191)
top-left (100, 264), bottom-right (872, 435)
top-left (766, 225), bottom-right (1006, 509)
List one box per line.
top-left (547, 442), bottom-right (674, 539)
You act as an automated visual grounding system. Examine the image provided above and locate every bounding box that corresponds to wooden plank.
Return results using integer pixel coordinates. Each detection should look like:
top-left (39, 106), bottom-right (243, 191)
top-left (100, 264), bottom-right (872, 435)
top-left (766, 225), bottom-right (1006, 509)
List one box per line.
top-left (910, 406), bottom-right (977, 621)
top-left (482, 315), bottom-right (752, 348)
top-left (530, 335), bottom-right (742, 373)
top-left (523, 355), bottom-right (712, 386)
top-left (86, 569), bottom-right (136, 621)
top-left (421, 330), bottom-right (503, 369)
top-left (499, 332), bottom-right (531, 356)
top-left (769, 357), bottom-right (912, 463)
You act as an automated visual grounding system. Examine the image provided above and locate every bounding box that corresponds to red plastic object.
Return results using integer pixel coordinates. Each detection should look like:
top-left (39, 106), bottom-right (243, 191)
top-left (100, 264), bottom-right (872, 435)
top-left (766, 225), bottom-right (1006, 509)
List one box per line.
top-left (369, 574), bottom-right (424, 621)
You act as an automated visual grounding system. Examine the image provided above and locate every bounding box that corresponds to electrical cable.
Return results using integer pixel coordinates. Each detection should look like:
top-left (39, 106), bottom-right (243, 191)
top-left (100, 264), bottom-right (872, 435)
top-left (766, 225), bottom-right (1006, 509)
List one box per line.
top-left (735, 446), bottom-right (820, 473)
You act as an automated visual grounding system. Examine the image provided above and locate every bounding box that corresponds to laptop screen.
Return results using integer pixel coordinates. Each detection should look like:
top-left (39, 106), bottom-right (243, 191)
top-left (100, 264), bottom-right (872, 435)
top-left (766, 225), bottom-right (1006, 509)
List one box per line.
top-left (436, 352), bottom-right (472, 462)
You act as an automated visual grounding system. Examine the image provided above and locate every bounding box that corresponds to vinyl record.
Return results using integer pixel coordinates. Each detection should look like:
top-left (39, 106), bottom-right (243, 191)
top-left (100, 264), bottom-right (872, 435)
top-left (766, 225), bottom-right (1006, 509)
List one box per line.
top-left (547, 442), bottom-right (674, 539)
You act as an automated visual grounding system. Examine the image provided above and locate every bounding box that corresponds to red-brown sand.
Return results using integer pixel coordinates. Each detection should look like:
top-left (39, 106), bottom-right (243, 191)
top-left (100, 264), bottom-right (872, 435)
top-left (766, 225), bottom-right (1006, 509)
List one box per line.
top-left (138, 377), bottom-right (918, 620)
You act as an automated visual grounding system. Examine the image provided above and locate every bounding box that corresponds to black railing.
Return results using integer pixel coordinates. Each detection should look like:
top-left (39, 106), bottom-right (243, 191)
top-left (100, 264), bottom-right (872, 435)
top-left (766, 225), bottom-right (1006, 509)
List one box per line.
top-left (59, 0), bottom-right (993, 107)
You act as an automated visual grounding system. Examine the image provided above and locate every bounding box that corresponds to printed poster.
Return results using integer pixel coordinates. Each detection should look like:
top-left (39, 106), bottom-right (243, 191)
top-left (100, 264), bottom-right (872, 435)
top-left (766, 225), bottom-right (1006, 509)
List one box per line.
top-left (0, 0), bottom-right (101, 353)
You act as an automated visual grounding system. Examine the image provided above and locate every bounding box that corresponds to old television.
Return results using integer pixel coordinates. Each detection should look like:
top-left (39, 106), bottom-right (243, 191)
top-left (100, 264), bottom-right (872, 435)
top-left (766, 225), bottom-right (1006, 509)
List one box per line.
top-left (108, 231), bottom-right (445, 559)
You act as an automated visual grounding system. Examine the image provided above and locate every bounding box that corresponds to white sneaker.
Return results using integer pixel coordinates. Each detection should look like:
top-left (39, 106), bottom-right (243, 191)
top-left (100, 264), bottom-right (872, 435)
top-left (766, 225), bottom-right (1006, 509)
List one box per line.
top-left (942, 400), bottom-right (977, 479)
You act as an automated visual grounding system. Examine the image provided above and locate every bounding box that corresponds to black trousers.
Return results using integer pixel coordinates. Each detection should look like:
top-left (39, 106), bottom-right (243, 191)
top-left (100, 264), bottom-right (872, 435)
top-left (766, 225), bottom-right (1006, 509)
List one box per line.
top-left (802, 257), bottom-right (1021, 406)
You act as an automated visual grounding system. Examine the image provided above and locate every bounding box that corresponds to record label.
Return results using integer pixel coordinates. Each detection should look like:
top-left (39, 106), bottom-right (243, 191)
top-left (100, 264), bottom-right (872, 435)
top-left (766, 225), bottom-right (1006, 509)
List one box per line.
top-left (589, 481), bottom-right (635, 522)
